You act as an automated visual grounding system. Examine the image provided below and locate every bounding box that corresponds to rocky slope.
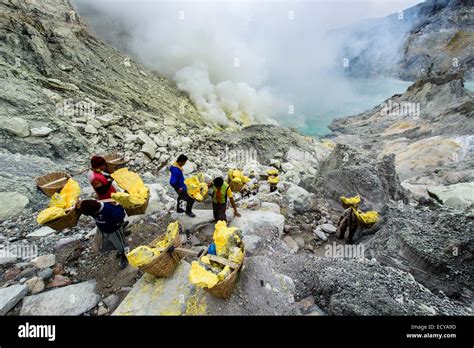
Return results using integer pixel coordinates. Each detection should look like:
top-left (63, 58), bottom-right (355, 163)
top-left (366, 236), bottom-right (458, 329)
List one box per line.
top-left (0, 0), bottom-right (471, 316)
top-left (338, 0), bottom-right (473, 80)
top-left (330, 72), bottom-right (474, 212)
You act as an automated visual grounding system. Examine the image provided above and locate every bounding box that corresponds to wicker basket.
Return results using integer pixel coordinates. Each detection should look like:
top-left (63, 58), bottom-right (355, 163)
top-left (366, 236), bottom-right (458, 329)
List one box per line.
top-left (44, 208), bottom-right (81, 231)
top-left (124, 194), bottom-right (150, 216)
top-left (36, 172), bottom-right (70, 197)
top-left (140, 230), bottom-right (183, 278)
top-left (103, 153), bottom-right (128, 174)
top-left (204, 246), bottom-right (245, 299)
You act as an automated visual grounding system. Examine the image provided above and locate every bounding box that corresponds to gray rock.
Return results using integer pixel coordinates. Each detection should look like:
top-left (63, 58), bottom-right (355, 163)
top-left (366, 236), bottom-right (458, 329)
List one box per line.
top-left (103, 294), bottom-right (121, 312)
top-left (30, 254), bottom-right (56, 269)
top-left (314, 228), bottom-right (327, 241)
top-left (242, 234), bottom-right (262, 254)
top-left (30, 126), bottom-right (53, 137)
top-left (284, 184), bottom-right (312, 214)
top-left (114, 257), bottom-right (299, 315)
top-left (283, 255), bottom-right (469, 315)
top-left (283, 236), bottom-right (299, 253)
top-left (0, 284), bottom-right (28, 315)
top-left (1, 117), bottom-right (30, 137)
top-left (37, 268), bottom-right (54, 281)
top-left (54, 237), bottom-right (80, 251)
top-left (20, 280), bottom-right (101, 316)
top-left (26, 226), bottom-right (56, 240)
top-left (0, 192), bottom-right (29, 220)
top-left (25, 277), bottom-right (45, 294)
top-left (320, 223), bottom-right (337, 234)
top-left (141, 142), bottom-right (157, 159)
top-left (365, 202), bottom-right (474, 306)
top-left (231, 210), bottom-right (285, 240)
top-left (427, 183), bottom-right (474, 211)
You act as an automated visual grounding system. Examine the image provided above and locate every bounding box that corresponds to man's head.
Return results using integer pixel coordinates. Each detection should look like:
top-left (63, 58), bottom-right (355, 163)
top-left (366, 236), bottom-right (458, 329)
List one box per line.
top-left (78, 200), bottom-right (102, 216)
top-left (213, 177), bottom-right (224, 188)
top-left (176, 154), bottom-right (188, 166)
top-left (91, 156), bottom-right (107, 171)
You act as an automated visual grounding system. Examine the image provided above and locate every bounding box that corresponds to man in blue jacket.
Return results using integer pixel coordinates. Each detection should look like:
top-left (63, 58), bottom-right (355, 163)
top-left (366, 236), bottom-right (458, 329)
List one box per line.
top-left (170, 154), bottom-right (196, 217)
top-left (77, 199), bottom-right (129, 269)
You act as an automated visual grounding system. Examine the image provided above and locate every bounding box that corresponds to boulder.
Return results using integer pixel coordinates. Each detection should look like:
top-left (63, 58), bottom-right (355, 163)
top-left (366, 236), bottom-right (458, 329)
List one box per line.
top-left (231, 210), bottom-right (285, 240)
top-left (96, 114), bottom-right (115, 126)
top-left (26, 227), bottom-right (56, 240)
top-left (314, 144), bottom-right (408, 211)
top-left (260, 202), bottom-right (281, 214)
top-left (284, 184), bottom-right (312, 214)
top-left (283, 236), bottom-right (299, 253)
top-left (0, 192), bottom-right (29, 220)
top-left (113, 257), bottom-right (300, 315)
top-left (30, 254), bottom-right (56, 269)
top-left (1, 117), bottom-right (29, 137)
top-left (26, 277), bottom-right (45, 294)
top-left (20, 280), bottom-right (101, 316)
top-left (0, 284), bottom-right (28, 315)
top-left (30, 126), bottom-right (53, 137)
top-left (141, 142), bottom-right (157, 159)
top-left (427, 183), bottom-right (474, 211)
top-left (314, 228), bottom-right (327, 241)
top-left (320, 223), bottom-right (337, 234)
top-left (242, 234), bottom-right (262, 254)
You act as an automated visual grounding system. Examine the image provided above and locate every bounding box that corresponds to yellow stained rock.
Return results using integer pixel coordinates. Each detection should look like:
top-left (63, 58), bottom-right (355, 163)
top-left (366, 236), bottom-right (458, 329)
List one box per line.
top-left (188, 261), bottom-right (219, 289)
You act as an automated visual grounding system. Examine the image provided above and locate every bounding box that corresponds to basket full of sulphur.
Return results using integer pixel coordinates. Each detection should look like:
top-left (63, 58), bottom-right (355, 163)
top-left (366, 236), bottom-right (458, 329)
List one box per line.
top-left (188, 221), bottom-right (245, 299)
top-left (36, 178), bottom-right (81, 231)
top-left (227, 169), bottom-right (250, 193)
top-left (126, 221), bottom-right (183, 278)
top-left (184, 173), bottom-right (208, 202)
top-left (110, 168), bottom-right (150, 216)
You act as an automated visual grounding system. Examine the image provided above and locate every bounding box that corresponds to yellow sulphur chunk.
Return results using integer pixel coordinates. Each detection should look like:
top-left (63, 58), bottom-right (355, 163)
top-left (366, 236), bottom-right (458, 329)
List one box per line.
top-left (188, 261), bottom-right (219, 289)
top-left (37, 206), bottom-right (67, 225)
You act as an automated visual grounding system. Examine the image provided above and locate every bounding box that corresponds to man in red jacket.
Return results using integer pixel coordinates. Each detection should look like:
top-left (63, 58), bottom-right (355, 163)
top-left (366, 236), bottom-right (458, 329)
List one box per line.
top-left (87, 156), bottom-right (116, 200)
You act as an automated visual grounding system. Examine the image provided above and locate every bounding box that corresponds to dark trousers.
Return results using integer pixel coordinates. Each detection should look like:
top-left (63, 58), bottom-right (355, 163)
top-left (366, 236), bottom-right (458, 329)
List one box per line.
top-left (174, 188), bottom-right (195, 213)
top-left (100, 225), bottom-right (128, 254)
top-left (336, 208), bottom-right (359, 244)
top-left (212, 203), bottom-right (227, 222)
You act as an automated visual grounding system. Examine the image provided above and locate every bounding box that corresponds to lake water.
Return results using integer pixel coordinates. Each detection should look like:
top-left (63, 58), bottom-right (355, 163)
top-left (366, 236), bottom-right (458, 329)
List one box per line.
top-left (293, 79), bottom-right (474, 137)
top-left (292, 78), bottom-right (413, 137)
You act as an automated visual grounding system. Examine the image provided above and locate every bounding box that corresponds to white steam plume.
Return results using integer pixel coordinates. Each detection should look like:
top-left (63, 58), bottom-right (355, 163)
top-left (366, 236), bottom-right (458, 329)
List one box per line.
top-left (72, 0), bottom-right (422, 131)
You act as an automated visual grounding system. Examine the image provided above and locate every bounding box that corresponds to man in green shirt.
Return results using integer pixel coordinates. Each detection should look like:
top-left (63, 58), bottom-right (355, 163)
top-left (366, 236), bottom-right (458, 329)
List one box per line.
top-left (208, 177), bottom-right (241, 222)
